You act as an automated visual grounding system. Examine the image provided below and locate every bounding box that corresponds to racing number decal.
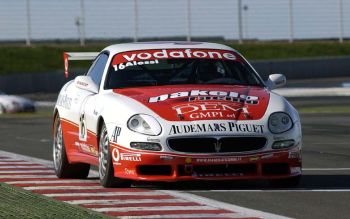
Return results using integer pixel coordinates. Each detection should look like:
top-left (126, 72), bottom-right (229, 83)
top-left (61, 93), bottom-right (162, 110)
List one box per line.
top-left (79, 113), bottom-right (87, 141)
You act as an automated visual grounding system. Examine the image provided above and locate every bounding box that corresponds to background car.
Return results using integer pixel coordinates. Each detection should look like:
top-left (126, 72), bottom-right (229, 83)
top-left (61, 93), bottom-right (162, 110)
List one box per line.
top-left (53, 42), bottom-right (302, 188)
top-left (0, 91), bottom-right (36, 114)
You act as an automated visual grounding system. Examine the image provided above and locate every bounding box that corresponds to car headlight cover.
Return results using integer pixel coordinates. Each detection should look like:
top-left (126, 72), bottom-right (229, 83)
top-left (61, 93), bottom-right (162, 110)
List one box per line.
top-left (268, 112), bottom-right (293, 134)
top-left (127, 114), bottom-right (162, 136)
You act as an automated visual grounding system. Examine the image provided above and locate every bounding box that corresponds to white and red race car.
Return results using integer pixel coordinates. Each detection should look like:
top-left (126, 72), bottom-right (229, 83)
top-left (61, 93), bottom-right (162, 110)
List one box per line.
top-left (53, 42), bottom-right (302, 187)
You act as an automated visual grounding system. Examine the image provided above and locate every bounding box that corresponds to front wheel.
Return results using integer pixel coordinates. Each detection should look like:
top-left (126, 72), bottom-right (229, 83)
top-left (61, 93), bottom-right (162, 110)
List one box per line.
top-left (98, 123), bottom-right (131, 188)
top-left (53, 114), bottom-right (90, 178)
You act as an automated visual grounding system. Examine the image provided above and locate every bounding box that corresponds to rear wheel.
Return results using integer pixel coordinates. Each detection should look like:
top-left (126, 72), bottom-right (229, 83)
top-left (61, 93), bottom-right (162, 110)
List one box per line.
top-left (98, 123), bottom-right (131, 188)
top-left (53, 114), bottom-right (90, 178)
top-left (269, 175), bottom-right (301, 188)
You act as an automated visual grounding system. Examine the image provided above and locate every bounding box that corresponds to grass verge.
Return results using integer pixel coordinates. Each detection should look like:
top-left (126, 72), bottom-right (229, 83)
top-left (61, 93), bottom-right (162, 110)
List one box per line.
top-left (1, 41), bottom-right (350, 75)
top-left (0, 183), bottom-right (109, 219)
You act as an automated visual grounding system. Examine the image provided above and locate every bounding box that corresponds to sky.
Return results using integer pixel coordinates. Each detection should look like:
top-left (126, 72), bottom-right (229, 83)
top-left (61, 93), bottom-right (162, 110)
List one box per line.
top-left (0, 0), bottom-right (349, 42)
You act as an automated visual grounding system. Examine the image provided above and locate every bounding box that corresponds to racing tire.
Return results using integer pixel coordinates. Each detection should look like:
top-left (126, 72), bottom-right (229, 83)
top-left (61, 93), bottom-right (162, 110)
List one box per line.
top-left (269, 175), bottom-right (301, 188)
top-left (0, 104), bottom-right (5, 114)
top-left (53, 114), bottom-right (90, 178)
top-left (98, 123), bottom-right (131, 188)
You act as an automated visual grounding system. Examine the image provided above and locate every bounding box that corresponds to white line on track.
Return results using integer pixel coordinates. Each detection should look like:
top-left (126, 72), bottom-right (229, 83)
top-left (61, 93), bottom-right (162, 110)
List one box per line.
top-left (0, 170), bottom-right (54, 174)
top-left (0, 175), bottom-right (57, 179)
top-left (162, 190), bottom-right (290, 219)
top-left (45, 191), bottom-right (165, 197)
top-left (0, 162), bottom-right (32, 165)
top-left (65, 198), bottom-right (190, 205)
top-left (0, 150), bottom-right (53, 167)
top-left (23, 185), bottom-right (105, 190)
top-left (116, 213), bottom-right (241, 219)
top-left (6, 180), bottom-right (99, 185)
top-left (91, 205), bottom-right (218, 212)
top-left (0, 158), bottom-right (24, 161)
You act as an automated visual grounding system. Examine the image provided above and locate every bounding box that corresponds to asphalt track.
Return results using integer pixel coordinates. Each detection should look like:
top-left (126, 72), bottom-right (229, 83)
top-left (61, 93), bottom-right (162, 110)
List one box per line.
top-left (0, 96), bottom-right (350, 218)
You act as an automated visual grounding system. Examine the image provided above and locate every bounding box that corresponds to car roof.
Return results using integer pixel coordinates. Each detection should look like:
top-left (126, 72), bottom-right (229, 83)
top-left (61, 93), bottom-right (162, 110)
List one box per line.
top-left (103, 41), bottom-right (236, 55)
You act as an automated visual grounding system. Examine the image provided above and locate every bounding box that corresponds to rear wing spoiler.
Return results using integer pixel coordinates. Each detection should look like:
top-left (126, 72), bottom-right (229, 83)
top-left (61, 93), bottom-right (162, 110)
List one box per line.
top-left (63, 52), bottom-right (99, 78)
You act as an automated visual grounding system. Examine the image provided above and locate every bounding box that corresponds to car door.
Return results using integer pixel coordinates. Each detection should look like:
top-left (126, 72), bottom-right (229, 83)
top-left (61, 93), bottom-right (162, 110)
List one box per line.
top-left (78, 53), bottom-right (109, 158)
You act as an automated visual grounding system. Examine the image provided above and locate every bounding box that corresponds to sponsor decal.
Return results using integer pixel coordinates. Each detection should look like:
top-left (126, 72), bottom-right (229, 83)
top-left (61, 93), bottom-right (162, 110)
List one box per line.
top-left (124, 168), bottom-right (136, 175)
top-left (169, 122), bottom-right (264, 135)
top-left (111, 126), bottom-right (121, 143)
top-left (79, 113), bottom-right (87, 141)
top-left (111, 49), bottom-right (240, 72)
top-left (112, 148), bottom-right (120, 162)
top-left (112, 148), bottom-right (142, 163)
top-left (149, 90), bottom-right (258, 104)
top-left (173, 102), bottom-right (250, 119)
top-left (113, 59), bottom-right (159, 71)
top-left (77, 80), bottom-right (88, 87)
top-left (195, 157), bottom-right (242, 163)
top-left (74, 141), bottom-right (98, 156)
top-left (113, 49), bottom-right (238, 64)
top-left (120, 153), bottom-right (142, 162)
top-left (160, 155), bottom-right (174, 160)
top-left (57, 93), bottom-right (72, 109)
top-left (249, 156), bottom-right (260, 162)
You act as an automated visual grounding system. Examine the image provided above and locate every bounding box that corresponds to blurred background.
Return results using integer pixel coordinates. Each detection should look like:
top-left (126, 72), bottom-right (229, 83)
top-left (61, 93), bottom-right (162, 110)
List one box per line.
top-left (0, 0), bottom-right (350, 104)
top-left (1, 0), bottom-right (350, 44)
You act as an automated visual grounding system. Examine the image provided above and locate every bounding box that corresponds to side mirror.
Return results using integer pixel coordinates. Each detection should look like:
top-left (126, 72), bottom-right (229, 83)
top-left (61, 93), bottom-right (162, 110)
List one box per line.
top-left (74, 76), bottom-right (99, 94)
top-left (266, 74), bottom-right (286, 90)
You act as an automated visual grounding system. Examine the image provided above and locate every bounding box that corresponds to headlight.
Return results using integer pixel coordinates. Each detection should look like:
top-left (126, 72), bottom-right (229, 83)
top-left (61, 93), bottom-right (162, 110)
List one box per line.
top-left (268, 112), bottom-right (293, 134)
top-left (127, 114), bottom-right (162, 136)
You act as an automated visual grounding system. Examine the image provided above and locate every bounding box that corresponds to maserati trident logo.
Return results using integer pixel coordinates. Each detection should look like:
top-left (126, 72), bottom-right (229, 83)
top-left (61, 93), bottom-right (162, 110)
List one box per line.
top-left (214, 141), bottom-right (222, 153)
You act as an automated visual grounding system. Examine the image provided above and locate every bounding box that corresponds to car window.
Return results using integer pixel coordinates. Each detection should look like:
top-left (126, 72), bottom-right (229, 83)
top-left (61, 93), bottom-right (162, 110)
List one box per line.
top-left (105, 49), bottom-right (263, 89)
top-left (87, 53), bottom-right (109, 86)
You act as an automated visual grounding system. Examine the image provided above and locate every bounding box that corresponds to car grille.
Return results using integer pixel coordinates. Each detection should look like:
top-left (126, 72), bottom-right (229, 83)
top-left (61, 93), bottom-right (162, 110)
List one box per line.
top-left (168, 137), bottom-right (267, 153)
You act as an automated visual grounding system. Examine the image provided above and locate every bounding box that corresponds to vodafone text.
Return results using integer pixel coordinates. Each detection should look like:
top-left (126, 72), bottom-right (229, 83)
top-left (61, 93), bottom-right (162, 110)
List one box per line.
top-left (116, 49), bottom-right (237, 63)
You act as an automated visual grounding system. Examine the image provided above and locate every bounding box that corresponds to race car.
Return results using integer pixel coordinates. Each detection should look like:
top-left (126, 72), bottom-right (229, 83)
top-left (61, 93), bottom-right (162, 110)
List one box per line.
top-left (0, 91), bottom-right (36, 114)
top-left (53, 42), bottom-right (302, 188)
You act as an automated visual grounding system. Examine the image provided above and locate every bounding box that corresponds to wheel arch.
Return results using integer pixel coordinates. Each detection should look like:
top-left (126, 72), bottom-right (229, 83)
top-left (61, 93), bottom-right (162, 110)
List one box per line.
top-left (52, 107), bottom-right (59, 136)
top-left (96, 116), bottom-right (105, 147)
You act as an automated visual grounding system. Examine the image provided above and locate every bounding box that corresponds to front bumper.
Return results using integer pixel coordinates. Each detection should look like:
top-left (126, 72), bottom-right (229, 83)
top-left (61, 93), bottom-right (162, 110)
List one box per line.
top-left (110, 143), bottom-right (302, 182)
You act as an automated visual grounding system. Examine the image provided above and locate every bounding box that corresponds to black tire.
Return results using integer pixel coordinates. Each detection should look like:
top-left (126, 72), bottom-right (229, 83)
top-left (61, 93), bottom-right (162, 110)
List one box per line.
top-left (53, 114), bottom-right (90, 178)
top-left (98, 123), bottom-right (131, 188)
top-left (269, 175), bottom-right (301, 188)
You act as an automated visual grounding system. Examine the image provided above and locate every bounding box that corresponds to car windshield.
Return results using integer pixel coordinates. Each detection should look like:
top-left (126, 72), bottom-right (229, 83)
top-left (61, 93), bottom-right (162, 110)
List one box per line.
top-left (105, 48), bottom-right (263, 89)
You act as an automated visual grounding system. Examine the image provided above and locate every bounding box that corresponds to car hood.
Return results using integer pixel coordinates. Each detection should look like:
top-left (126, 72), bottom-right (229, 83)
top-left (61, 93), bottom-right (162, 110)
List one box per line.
top-left (113, 85), bottom-right (270, 121)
